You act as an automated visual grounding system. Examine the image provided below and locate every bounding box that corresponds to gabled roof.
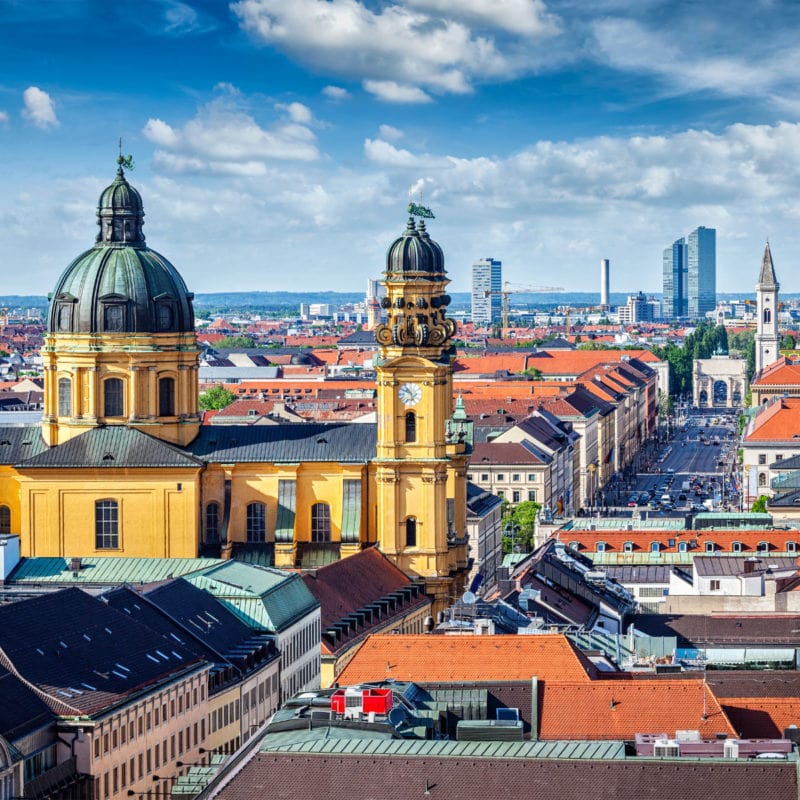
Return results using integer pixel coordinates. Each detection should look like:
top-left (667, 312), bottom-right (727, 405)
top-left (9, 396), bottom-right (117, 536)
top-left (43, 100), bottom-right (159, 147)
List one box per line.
top-left (0, 588), bottom-right (205, 716)
top-left (335, 634), bottom-right (597, 685)
top-left (745, 397), bottom-right (800, 442)
top-left (751, 355), bottom-right (800, 386)
top-left (15, 426), bottom-right (202, 469)
top-left (471, 441), bottom-right (546, 466)
top-left (184, 562), bottom-right (319, 632)
top-left (188, 422), bottom-right (377, 463)
top-left (0, 665), bottom-right (53, 742)
top-left (539, 680), bottom-right (735, 740)
top-left (301, 547), bottom-right (421, 632)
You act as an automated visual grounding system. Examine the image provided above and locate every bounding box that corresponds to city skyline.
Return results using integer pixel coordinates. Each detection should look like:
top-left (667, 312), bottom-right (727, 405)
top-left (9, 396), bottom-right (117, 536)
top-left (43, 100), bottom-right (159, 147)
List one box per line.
top-left (2, 2), bottom-right (800, 296)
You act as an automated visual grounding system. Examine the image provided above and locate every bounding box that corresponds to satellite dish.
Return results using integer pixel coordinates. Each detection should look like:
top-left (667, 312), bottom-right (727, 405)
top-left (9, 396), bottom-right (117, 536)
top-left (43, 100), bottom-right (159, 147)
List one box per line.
top-left (461, 591), bottom-right (477, 605)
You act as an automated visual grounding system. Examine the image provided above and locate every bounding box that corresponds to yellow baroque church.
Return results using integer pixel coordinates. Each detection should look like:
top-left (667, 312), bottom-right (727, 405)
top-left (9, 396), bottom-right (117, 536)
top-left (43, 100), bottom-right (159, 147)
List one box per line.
top-left (0, 160), bottom-right (470, 607)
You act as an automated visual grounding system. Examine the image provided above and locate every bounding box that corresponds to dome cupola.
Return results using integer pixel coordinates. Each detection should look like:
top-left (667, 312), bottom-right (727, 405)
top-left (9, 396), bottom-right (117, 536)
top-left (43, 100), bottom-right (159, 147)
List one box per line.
top-left (47, 159), bottom-right (194, 336)
top-left (385, 217), bottom-right (446, 280)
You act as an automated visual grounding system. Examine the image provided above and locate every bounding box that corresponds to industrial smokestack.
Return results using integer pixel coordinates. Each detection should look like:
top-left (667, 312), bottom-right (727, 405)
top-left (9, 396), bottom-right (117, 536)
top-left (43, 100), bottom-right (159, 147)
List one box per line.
top-left (600, 259), bottom-right (610, 308)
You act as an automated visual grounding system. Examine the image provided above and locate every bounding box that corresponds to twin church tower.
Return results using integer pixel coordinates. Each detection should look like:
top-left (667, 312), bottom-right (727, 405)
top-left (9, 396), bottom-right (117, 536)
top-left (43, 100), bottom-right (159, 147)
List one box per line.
top-left (9, 159), bottom-right (470, 607)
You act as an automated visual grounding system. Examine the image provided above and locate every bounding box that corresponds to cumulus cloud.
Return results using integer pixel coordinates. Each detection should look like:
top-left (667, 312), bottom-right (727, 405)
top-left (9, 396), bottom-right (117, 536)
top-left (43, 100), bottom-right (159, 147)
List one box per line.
top-left (405, 0), bottom-right (559, 36)
top-left (21, 86), bottom-right (58, 129)
top-left (142, 92), bottom-right (320, 175)
top-left (0, 111), bottom-right (8, 126)
top-left (322, 85), bottom-right (350, 101)
top-left (363, 81), bottom-right (432, 104)
top-left (378, 124), bottom-right (404, 141)
top-left (232, 0), bottom-right (522, 98)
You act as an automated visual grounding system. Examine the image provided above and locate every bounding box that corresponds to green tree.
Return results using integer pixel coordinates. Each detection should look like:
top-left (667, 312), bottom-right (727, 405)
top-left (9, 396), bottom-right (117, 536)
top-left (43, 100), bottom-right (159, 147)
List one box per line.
top-left (216, 335), bottom-right (256, 349)
top-left (199, 386), bottom-right (236, 411)
top-left (751, 495), bottom-right (769, 513)
top-left (501, 500), bottom-right (541, 554)
top-left (521, 367), bottom-right (542, 380)
top-left (781, 334), bottom-right (796, 351)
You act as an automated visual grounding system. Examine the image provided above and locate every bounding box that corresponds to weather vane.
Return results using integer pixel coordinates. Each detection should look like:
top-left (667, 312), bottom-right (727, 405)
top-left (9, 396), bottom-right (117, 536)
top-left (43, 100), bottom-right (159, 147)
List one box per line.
top-left (117, 137), bottom-right (134, 171)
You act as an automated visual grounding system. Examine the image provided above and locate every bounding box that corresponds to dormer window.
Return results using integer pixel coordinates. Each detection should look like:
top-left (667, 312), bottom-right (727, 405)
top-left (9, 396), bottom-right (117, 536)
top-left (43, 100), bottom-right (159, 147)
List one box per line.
top-left (104, 305), bottom-right (124, 332)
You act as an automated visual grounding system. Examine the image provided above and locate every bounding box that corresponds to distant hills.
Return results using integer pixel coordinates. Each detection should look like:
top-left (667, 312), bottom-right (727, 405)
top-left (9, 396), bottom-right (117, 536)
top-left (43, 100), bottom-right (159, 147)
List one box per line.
top-left (0, 290), bottom-right (782, 313)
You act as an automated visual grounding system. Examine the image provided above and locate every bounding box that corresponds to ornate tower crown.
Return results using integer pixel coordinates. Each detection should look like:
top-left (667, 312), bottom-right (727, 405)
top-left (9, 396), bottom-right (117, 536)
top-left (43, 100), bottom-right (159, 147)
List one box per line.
top-left (374, 213), bottom-right (456, 353)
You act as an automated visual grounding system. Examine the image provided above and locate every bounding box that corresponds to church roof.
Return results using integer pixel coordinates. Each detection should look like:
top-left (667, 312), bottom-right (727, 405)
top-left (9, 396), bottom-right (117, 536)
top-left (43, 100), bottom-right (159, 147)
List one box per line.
top-left (15, 426), bottom-right (203, 469)
top-left (189, 422), bottom-right (377, 463)
top-left (758, 242), bottom-right (780, 290)
top-left (0, 425), bottom-right (47, 464)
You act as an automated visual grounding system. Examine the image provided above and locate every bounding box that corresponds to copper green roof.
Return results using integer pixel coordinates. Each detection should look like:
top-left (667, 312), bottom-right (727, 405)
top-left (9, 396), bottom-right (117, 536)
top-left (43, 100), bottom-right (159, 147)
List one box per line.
top-left (8, 556), bottom-right (222, 585)
top-left (184, 562), bottom-right (319, 632)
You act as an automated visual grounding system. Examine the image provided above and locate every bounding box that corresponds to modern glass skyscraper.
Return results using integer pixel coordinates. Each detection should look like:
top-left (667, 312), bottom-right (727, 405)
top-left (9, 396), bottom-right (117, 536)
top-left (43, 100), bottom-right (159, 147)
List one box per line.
top-left (662, 227), bottom-right (716, 319)
top-left (687, 226), bottom-right (716, 317)
top-left (662, 238), bottom-right (687, 318)
top-left (471, 258), bottom-right (502, 325)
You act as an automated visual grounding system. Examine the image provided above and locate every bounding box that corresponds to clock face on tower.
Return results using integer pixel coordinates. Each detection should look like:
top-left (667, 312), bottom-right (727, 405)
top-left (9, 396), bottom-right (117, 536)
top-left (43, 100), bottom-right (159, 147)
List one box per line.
top-left (398, 382), bottom-right (422, 407)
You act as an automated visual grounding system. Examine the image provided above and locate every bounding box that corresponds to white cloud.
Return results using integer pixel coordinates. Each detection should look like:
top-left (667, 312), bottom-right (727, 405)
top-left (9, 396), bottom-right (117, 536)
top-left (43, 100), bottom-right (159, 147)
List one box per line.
top-left (322, 85), bottom-right (350, 101)
top-left (143, 92), bottom-right (320, 174)
top-left (378, 124), bottom-right (404, 141)
top-left (21, 86), bottom-right (58, 129)
top-left (0, 111), bottom-right (8, 126)
top-left (364, 81), bottom-right (432, 104)
top-left (275, 101), bottom-right (313, 124)
top-left (405, 0), bottom-right (559, 36)
top-left (232, 0), bottom-right (516, 98)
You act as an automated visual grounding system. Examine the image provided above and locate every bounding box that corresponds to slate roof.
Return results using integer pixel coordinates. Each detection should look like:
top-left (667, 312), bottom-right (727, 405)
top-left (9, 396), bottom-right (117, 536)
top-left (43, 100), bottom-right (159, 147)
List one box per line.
top-left (215, 751), bottom-right (797, 800)
top-left (693, 556), bottom-right (798, 576)
top-left (336, 634), bottom-right (597, 685)
top-left (704, 670), bottom-right (800, 698)
top-left (539, 679), bottom-right (735, 740)
top-left (471, 441), bottom-right (546, 465)
top-left (466, 481), bottom-right (503, 518)
top-left (0, 665), bottom-right (53, 742)
top-left (0, 588), bottom-right (206, 716)
top-left (15, 425), bottom-right (203, 469)
top-left (188, 422), bottom-right (377, 463)
top-left (603, 565), bottom-right (672, 583)
top-left (0, 425), bottom-right (46, 464)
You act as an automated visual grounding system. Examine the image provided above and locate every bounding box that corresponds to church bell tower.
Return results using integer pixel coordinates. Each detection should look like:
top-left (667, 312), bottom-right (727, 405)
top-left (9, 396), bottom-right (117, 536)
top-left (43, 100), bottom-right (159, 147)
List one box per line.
top-left (374, 208), bottom-right (470, 610)
top-left (755, 242), bottom-right (780, 376)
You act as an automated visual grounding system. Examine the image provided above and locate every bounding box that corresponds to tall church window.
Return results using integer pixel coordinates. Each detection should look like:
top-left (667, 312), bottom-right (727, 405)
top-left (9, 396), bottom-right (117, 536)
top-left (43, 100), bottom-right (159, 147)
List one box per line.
top-left (246, 502), bottom-right (266, 543)
top-left (104, 305), bottom-right (124, 332)
top-left (95, 500), bottom-right (119, 549)
top-left (764, 308), bottom-right (771, 324)
top-left (104, 378), bottom-right (124, 417)
top-left (0, 505), bottom-right (10, 535)
top-left (58, 377), bottom-right (72, 416)
top-left (205, 503), bottom-right (220, 543)
top-left (405, 412), bottom-right (416, 443)
top-left (405, 517), bottom-right (417, 547)
top-left (159, 377), bottom-right (175, 416)
top-left (311, 503), bottom-right (331, 542)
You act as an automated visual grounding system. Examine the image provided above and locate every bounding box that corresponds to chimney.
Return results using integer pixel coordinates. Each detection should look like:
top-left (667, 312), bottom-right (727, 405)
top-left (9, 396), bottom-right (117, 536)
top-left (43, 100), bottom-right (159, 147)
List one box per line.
top-left (743, 557), bottom-right (758, 574)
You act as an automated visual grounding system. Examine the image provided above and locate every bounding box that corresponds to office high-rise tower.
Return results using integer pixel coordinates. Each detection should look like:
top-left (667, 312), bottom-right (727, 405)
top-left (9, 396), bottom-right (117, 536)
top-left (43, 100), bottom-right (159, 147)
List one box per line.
top-left (662, 226), bottom-right (716, 319)
top-left (687, 226), bottom-right (716, 317)
top-left (600, 259), bottom-right (610, 308)
top-left (471, 258), bottom-right (502, 325)
top-left (662, 238), bottom-right (687, 318)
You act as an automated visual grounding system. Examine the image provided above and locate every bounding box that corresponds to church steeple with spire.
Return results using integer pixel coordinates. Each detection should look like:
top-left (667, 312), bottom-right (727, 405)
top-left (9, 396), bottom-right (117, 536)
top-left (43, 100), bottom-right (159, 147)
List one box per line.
top-left (755, 242), bottom-right (780, 375)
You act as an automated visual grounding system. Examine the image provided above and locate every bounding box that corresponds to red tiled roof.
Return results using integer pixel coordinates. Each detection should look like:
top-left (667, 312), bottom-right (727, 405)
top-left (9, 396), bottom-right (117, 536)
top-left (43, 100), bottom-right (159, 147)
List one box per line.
top-left (751, 356), bottom-right (800, 386)
top-left (745, 397), bottom-right (800, 441)
top-left (722, 698), bottom-right (800, 738)
top-left (540, 680), bottom-right (735, 740)
top-left (336, 634), bottom-right (597, 684)
top-left (471, 442), bottom-right (545, 465)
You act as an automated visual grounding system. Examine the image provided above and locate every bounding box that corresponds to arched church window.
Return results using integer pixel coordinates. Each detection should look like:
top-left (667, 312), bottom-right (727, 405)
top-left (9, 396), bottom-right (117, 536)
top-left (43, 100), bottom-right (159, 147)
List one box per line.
top-left (311, 503), bottom-right (331, 542)
top-left (405, 517), bottom-right (417, 547)
top-left (158, 304), bottom-right (173, 331)
top-left (104, 378), bottom-right (124, 417)
top-left (58, 304), bottom-right (72, 331)
top-left (58, 377), bottom-right (71, 417)
top-left (405, 411), bottom-right (416, 443)
top-left (159, 377), bottom-right (175, 416)
top-left (758, 472), bottom-right (767, 487)
top-left (0, 505), bottom-right (10, 535)
top-left (205, 502), bottom-right (220, 543)
top-left (95, 499), bottom-right (119, 549)
top-left (246, 502), bottom-right (266, 543)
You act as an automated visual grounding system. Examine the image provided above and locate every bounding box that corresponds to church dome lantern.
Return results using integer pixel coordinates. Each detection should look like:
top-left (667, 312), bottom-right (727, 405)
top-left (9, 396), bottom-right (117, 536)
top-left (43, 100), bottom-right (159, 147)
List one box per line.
top-left (385, 212), bottom-right (446, 280)
top-left (46, 159), bottom-right (194, 336)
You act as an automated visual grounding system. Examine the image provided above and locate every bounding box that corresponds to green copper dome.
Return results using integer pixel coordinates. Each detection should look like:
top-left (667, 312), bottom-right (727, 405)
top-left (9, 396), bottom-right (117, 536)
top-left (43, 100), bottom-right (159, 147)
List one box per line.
top-left (47, 163), bottom-right (194, 335)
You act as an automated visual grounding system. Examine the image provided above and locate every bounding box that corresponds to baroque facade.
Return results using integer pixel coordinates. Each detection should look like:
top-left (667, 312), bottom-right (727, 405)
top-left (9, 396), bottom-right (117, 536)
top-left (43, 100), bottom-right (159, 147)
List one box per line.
top-left (0, 161), bottom-right (470, 611)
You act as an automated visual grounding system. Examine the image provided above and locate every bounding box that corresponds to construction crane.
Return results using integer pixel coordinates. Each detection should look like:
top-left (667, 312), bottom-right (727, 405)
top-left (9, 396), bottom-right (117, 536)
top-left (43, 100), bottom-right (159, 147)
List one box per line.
top-left (485, 281), bottom-right (564, 330)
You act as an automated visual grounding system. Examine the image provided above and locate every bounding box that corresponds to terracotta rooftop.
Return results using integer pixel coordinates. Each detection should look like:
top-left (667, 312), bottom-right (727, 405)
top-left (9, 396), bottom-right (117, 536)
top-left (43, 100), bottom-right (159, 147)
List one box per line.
top-left (335, 634), bottom-right (597, 685)
top-left (722, 697), bottom-right (800, 738)
top-left (745, 397), bottom-right (800, 441)
top-left (539, 679), bottom-right (735, 740)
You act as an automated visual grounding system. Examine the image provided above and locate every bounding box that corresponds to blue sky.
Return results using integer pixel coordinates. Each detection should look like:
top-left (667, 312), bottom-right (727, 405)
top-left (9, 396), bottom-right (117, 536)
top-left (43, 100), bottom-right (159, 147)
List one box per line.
top-left (2, 0), bottom-right (800, 297)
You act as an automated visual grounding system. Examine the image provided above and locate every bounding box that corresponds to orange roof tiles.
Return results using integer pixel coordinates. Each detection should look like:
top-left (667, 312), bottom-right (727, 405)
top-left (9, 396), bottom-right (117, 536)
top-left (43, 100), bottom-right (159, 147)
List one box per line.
top-left (540, 680), bottom-right (736, 740)
top-left (722, 698), bottom-right (800, 738)
top-left (745, 397), bottom-right (800, 441)
top-left (751, 356), bottom-right (800, 386)
top-left (335, 634), bottom-right (597, 685)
